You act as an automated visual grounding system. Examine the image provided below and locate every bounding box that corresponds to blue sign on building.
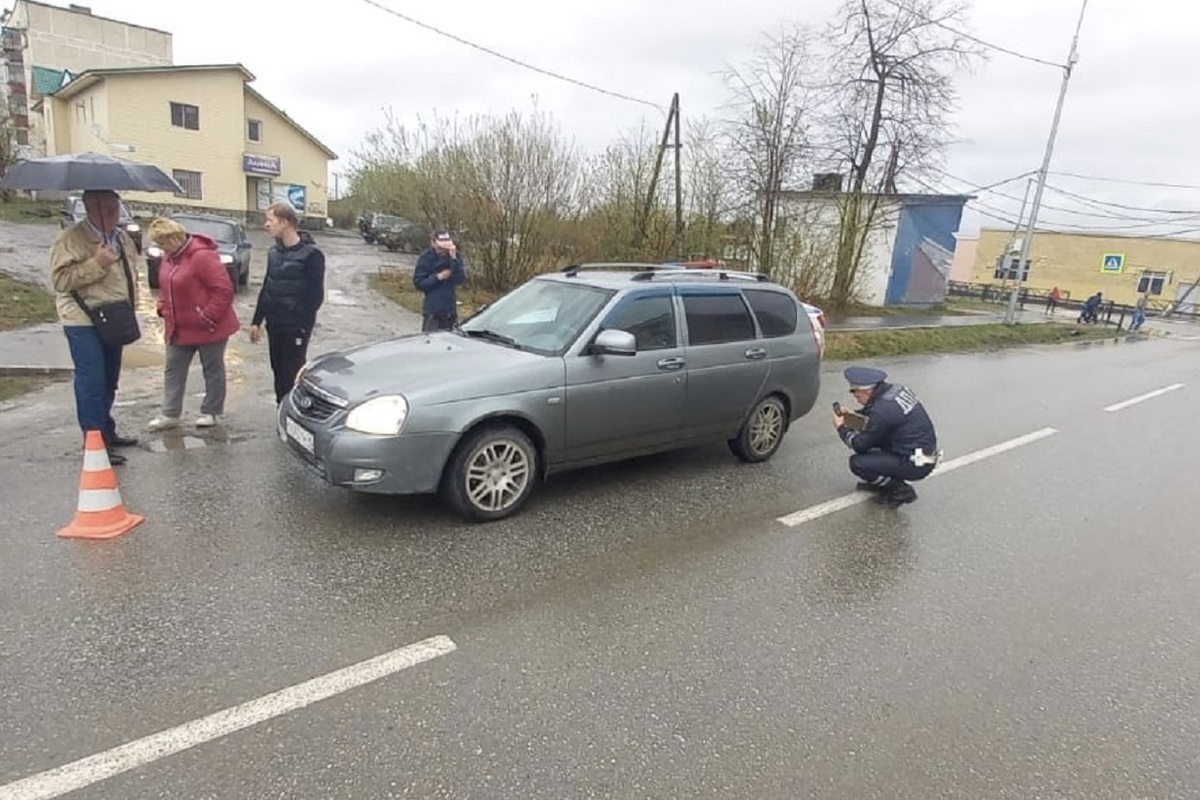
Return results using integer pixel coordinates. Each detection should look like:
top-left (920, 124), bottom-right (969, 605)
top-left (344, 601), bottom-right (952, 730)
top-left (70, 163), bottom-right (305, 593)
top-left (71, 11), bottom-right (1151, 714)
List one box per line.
top-left (286, 184), bottom-right (306, 212)
top-left (243, 153), bottom-right (281, 176)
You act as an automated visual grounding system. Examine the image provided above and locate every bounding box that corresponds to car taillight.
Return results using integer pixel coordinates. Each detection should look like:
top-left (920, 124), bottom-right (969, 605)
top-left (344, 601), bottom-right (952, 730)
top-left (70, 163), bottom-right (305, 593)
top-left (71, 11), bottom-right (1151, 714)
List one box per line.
top-left (817, 312), bottom-right (826, 330)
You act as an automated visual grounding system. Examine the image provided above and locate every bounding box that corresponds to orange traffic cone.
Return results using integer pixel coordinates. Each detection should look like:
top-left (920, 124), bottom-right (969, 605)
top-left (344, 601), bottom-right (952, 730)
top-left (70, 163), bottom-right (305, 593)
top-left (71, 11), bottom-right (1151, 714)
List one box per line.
top-left (58, 430), bottom-right (145, 540)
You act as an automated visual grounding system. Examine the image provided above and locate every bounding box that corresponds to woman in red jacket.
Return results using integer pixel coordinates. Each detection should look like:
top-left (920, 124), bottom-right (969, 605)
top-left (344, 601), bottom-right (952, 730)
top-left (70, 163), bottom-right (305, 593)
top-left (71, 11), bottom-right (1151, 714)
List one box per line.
top-left (145, 217), bottom-right (240, 430)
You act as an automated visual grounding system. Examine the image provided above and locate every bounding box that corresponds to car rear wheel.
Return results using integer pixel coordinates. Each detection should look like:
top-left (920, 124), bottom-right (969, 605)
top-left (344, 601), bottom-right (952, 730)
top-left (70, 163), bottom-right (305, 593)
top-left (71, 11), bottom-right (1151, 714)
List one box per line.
top-left (442, 425), bottom-right (539, 522)
top-left (729, 395), bottom-right (787, 463)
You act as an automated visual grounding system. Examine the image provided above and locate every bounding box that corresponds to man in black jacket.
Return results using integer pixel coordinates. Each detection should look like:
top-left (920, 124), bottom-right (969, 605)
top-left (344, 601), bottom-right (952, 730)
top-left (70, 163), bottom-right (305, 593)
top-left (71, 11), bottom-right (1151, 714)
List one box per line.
top-left (834, 366), bottom-right (941, 508)
top-left (250, 203), bottom-right (325, 403)
top-left (412, 229), bottom-right (465, 332)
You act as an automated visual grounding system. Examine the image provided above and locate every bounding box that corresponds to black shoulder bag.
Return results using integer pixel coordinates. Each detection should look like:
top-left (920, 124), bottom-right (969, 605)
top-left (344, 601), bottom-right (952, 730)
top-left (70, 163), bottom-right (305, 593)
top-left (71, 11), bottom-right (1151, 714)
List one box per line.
top-left (71, 249), bottom-right (142, 347)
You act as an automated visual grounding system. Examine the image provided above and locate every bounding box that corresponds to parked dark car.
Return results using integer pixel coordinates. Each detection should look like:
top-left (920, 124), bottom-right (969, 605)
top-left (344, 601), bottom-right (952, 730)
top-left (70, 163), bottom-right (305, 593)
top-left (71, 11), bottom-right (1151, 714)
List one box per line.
top-left (145, 214), bottom-right (253, 291)
top-left (379, 220), bottom-right (429, 253)
top-left (360, 212), bottom-right (407, 245)
top-left (60, 195), bottom-right (143, 253)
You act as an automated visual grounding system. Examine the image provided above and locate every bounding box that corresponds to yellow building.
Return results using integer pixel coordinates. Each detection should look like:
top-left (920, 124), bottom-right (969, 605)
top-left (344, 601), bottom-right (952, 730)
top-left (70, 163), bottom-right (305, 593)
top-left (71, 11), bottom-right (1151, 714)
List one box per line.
top-left (969, 227), bottom-right (1200, 310)
top-left (1, 0), bottom-right (172, 153)
top-left (36, 63), bottom-right (337, 222)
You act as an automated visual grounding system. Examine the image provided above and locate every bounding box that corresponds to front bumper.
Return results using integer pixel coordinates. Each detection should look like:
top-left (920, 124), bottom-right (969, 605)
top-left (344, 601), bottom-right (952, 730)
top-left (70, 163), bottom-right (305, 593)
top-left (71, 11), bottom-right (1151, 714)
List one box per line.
top-left (276, 394), bottom-right (459, 496)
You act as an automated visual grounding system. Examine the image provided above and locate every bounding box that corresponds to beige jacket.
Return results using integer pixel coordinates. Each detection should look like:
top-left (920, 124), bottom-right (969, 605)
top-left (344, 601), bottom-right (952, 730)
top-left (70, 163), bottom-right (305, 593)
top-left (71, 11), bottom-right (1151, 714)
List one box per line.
top-left (50, 222), bottom-right (141, 327)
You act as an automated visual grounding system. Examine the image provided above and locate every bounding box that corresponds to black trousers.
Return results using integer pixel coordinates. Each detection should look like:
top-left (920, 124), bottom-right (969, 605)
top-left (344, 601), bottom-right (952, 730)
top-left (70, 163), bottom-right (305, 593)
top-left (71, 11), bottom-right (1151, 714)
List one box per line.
top-left (849, 451), bottom-right (935, 488)
top-left (267, 325), bottom-right (311, 403)
top-left (422, 310), bottom-right (457, 332)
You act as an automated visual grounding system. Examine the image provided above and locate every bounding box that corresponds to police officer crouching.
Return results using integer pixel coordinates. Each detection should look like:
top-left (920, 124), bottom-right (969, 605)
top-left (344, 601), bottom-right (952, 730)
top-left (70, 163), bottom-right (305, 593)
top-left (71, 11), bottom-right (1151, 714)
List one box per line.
top-left (834, 366), bottom-right (941, 508)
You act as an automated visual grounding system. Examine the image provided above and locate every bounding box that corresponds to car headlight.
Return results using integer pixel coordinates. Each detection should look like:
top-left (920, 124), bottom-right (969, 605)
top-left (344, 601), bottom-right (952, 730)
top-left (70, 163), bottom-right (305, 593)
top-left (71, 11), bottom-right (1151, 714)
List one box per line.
top-left (147, 245), bottom-right (162, 258)
top-left (219, 254), bottom-right (234, 264)
top-left (345, 395), bottom-right (408, 436)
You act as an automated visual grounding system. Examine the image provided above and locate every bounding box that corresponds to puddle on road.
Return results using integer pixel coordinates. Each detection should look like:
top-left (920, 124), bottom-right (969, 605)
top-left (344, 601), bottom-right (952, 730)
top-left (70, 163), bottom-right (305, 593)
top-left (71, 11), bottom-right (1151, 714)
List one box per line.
top-left (142, 426), bottom-right (255, 453)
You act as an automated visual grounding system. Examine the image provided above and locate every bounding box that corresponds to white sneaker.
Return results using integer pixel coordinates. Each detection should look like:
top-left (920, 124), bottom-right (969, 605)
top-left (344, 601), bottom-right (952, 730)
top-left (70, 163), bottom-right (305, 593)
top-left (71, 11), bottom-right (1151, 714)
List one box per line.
top-left (148, 415), bottom-right (181, 432)
top-left (195, 414), bottom-right (220, 428)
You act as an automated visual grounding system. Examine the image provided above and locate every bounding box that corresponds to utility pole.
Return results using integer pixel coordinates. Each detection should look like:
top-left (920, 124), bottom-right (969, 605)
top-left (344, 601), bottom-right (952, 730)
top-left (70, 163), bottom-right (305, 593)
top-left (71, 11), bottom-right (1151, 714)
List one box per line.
top-left (632, 93), bottom-right (683, 257)
top-left (673, 94), bottom-right (684, 261)
top-left (997, 177), bottom-right (1033, 287)
top-left (1005, 0), bottom-right (1089, 325)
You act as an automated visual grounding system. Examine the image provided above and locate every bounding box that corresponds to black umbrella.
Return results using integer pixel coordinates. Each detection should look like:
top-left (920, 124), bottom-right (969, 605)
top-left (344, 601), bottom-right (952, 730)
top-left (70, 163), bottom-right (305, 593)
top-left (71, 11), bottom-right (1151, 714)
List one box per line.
top-left (0, 151), bottom-right (183, 193)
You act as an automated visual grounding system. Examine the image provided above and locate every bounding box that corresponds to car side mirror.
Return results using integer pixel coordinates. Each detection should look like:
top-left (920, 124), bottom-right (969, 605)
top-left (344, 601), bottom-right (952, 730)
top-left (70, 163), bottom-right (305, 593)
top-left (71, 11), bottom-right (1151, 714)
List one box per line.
top-left (592, 328), bottom-right (637, 356)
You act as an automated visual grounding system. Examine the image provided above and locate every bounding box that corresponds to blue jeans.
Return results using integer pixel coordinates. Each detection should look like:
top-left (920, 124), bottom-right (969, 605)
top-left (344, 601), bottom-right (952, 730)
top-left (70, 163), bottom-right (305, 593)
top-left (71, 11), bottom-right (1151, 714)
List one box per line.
top-left (64, 326), bottom-right (123, 444)
top-left (1131, 309), bottom-right (1146, 330)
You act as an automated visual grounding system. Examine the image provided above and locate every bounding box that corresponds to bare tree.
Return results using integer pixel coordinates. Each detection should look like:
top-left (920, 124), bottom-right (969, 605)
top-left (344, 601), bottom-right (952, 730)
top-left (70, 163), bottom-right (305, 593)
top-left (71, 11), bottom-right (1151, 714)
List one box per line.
top-left (1, 113), bottom-right (20, 202)
top-left (820, 0), bottom-right (984, 308)
top-left (682, 116), bottom-right (733, 260)
top-left (719, 25), bottom-right (817, 277)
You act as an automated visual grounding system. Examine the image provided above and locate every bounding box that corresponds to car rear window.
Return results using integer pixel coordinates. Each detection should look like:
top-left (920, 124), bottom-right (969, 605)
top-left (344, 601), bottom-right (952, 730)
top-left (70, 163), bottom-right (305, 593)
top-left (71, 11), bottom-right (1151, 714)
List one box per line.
top-left (744, 289), bottom-right (798, 338)
top-left (682, 293), bottom-right (756, 345)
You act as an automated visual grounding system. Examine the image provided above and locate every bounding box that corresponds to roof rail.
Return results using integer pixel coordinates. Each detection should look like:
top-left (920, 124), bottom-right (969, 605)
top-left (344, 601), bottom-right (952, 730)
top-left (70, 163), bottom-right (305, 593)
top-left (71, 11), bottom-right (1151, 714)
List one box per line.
top-left (630, 269), bottom-right (771, 283)
top-left (561, 262), bottom-right (675, 278)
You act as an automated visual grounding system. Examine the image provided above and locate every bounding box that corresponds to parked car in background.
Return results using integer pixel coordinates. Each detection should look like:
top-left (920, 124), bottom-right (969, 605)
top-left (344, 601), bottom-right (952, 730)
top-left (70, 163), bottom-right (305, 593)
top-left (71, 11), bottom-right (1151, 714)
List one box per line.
top-left (379, 220), bottom-right (429, 253)
top-left (360, 212), bottom-right (407, 245)
top-left (60, 195), bottom-right (143, 253)
top-left (277, 263), bottom-right (823, 522)
top-left (145, 213), bottom-right (253, 291)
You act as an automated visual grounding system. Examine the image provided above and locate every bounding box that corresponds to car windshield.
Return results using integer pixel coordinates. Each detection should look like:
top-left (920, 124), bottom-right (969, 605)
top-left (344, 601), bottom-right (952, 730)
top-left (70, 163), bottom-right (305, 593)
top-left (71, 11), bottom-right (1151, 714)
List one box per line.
top-left (375, 215), bottom-right (403, 228)
top-left (175, 218), bottom-right (236, 243)
top-left (459, 278), bottom-right (614, 355)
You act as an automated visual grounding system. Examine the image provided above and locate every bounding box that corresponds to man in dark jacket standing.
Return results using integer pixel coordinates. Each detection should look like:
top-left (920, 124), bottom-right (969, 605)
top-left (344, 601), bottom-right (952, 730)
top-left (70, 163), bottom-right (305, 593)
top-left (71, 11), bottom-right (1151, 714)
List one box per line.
top-left (834, 366), bottom-right (941, 508)
top-left (250, 202), bottom-right (325, 403)
top-left (412, 229), bottom-right (465, 332)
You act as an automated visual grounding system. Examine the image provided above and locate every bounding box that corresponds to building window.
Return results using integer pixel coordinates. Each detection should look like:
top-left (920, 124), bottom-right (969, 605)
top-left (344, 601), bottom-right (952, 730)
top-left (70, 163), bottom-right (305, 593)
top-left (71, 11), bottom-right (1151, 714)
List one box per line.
top-left (170, 102), bottom-right (199, 131)
top-left (172, 169), bottom-right (203, 201)
top-left (1137, 271), bottom-right (1169, 296)
top-left (247, 119), bottom-right (262, 142)
top-left (993, 255), bottom-right (1029, 281)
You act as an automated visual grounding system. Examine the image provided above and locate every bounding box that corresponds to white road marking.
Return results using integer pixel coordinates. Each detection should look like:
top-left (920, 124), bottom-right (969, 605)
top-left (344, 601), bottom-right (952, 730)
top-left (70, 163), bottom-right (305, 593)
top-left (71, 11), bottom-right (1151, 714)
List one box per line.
top-left (0, 635), bottom-right (457, 800)
top-left (1103, 383), bottom-right (1185, 412)
top-left (776, 427), bottom-right (1059, 528)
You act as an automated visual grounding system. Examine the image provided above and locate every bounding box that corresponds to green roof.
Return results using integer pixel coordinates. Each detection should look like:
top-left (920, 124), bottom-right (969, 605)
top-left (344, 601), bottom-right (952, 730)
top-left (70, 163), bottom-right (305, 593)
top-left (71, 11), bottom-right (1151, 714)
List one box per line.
top-left (30, 66), bottom-right (68, 96)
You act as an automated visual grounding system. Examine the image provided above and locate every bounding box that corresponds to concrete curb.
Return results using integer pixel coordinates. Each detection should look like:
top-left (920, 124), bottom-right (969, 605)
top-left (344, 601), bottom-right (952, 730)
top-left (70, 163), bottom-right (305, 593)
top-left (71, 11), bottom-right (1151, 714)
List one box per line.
top-left (0, 365), bottom-right (73, 377)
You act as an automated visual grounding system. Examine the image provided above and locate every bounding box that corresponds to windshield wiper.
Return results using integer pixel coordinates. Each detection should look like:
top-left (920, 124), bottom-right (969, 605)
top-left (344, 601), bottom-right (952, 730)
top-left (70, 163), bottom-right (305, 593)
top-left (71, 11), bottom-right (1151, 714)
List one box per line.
top-left (462, 328), bottom-right (522, 349)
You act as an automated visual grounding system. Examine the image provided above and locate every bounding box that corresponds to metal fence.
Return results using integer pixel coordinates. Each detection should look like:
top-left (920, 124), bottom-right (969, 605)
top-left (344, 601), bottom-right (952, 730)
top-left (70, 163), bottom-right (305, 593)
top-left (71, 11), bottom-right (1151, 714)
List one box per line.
top-left (945, 281), bottom-right (1196, 330)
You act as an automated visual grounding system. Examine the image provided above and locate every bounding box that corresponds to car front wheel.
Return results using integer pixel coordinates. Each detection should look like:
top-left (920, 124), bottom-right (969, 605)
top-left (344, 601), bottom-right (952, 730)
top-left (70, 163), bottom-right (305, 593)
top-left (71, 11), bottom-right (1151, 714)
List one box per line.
top-left (729, 395), bottom-right (788, 463)
top-left (442, 425), bottom-right (539, 522)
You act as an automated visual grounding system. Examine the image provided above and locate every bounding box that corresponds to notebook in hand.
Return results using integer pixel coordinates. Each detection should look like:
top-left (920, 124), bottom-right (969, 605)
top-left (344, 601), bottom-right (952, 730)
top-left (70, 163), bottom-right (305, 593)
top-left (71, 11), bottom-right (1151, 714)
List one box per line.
top-left (841, 409), bottom-right (868, 432)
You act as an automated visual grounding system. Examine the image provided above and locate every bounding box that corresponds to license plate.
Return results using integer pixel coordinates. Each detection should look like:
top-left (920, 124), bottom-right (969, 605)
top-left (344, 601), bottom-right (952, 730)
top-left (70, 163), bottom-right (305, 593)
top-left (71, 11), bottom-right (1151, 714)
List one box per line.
top-left (285, 416), bottom-right (315, 454)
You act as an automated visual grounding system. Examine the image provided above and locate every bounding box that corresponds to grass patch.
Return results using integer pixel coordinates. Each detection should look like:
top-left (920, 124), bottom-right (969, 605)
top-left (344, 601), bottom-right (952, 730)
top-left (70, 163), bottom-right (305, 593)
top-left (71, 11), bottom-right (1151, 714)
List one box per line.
top-left (0, 272), bottom-right (58, 331)
top-left (0, 376), bottom-right (59, 403)
top-left (369, 271), bottom-right (501, 318)
top-left (816, 301), bottom-right (976, 318)
top-left (824, 322), bottom-right (1116, 361)
top-left (0, 199), bottom-right (60, 224)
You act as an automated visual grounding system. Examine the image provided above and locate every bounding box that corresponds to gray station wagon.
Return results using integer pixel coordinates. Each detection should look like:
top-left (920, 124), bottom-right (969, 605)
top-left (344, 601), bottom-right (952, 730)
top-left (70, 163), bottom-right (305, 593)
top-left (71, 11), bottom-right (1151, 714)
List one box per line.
top-left (277, 264), bottom-right (823, 521)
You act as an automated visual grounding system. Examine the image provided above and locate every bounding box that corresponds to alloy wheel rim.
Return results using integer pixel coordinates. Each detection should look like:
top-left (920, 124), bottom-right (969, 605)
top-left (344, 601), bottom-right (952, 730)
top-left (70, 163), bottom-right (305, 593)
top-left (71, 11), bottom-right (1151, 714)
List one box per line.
top-left (466, 439), bottom-right (531, 512)
top-left (749, 403), bottom-right (783, 454)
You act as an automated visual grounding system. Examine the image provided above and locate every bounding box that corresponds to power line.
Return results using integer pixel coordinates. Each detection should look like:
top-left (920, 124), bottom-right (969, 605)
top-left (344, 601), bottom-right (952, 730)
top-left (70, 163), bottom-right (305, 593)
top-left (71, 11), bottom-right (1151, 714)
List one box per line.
top-left (1049, 171), bottom-right (1200, 191)
top-left (357, 0), bottom-right (664, 112)
top-left (875, 0), bottom-right (1065, 69)
top-left (1044, 184), bottom-right (1200, 216)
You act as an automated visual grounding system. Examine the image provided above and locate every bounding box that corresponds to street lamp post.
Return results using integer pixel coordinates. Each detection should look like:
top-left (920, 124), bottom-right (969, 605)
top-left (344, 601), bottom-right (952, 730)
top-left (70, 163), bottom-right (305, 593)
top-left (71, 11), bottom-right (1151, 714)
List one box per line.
top-left (1005, 0), bottom-right (1089, 325)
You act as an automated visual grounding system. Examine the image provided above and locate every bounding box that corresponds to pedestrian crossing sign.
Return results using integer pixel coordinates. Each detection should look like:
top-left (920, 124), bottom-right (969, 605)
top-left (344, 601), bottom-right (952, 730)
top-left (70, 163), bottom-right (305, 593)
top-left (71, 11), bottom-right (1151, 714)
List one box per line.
top-left (1101, 253), bottom-right (1125, 273)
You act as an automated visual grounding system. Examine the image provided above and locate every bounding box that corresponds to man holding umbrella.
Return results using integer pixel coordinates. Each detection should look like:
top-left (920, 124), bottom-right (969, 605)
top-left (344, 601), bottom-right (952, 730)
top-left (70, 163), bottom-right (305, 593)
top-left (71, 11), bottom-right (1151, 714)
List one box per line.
top-left (2, 152), bottom-right (182, 465)
top-left (49, 189), bottom-right (142, 464)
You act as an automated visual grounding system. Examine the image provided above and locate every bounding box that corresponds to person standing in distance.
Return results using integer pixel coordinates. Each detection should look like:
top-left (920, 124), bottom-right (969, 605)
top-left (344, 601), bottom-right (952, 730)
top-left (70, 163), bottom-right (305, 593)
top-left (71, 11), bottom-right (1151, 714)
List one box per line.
top-left (412, 229), bottom-right (465, 332)
top-left (249, 202), bottom-right (325, 404)
top-left (834, 366), bottom-right (940, 508)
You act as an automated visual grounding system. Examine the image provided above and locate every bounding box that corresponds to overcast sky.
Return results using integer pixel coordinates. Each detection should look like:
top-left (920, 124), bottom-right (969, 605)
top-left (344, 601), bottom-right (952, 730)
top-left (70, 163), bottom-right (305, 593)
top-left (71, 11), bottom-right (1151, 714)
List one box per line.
top-left (33, 0), bottom-right (1200, 238)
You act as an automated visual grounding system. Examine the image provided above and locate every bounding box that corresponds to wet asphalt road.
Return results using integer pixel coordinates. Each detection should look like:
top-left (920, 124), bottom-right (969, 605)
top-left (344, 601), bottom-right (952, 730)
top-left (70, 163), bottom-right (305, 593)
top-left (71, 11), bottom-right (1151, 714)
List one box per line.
top-left (1, 237), bottom-right (1199, 798)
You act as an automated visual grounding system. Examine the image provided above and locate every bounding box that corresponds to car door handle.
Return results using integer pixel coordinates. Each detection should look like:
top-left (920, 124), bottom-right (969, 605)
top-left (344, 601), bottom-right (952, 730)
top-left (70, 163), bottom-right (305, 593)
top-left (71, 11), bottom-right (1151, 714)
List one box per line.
top-left (657, 357), bottom-right (686, 371)
top-left (744, 347), bottom-right (767, 360)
